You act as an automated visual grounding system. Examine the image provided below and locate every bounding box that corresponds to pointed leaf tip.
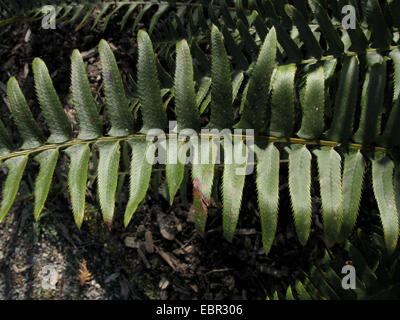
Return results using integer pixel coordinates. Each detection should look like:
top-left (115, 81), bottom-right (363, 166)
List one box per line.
top-left (124, 139), bottom-right (155, 227)
top-left (98, 39), bottom-right (134, 137)
top-left (7, 76), bottom-right (43, 149)
top-left (32, 57), bottom-right (72, 143)
top-left (137, 29), bottom-right (167, 132)
top-left (71, 49), bottom-right (102, 140)
top-left (96, 140), bottom-right (120, 226)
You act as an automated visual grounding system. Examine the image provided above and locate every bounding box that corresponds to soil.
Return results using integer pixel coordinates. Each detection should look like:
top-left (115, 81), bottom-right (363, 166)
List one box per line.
top-left (0, 15), bottom-right (381, 300)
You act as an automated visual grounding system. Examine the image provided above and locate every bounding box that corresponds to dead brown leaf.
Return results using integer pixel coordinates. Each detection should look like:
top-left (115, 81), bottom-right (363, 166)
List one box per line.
top-left (78, 259), bottom-right (93, 286)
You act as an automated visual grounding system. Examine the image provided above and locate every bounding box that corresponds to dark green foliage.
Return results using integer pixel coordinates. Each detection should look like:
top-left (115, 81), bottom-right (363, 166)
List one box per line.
top-left (1, 1), bottom-right (400, 258)
top-left (268, 230), bottom-right (400, 300)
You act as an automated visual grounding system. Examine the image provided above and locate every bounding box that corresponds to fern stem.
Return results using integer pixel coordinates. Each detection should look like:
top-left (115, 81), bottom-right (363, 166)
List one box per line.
top-left (297, 45), bottom-right (400, 66)
top-left (0, 134), bottom-right (389, 162)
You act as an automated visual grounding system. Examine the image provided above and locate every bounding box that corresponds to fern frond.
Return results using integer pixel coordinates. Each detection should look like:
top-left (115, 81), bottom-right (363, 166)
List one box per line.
top-left (65, 144), bottom-right (91, 229)
top-left (96, 140), bottom-right (120, 228)
top-left (338, 149), bottom-right (365, 242)
top-left (254, 143), bottom-right (280, 255)
top-left (237, 27), bottom-right (277, 132)
top-left (286, 144), bottom-right (312, 246)
top-left (7, 77), bottom-right (44, 149)
top-left (99, 39), bottom-right (134, 137)
top-left (313, 146), bottom-right (343, 247)
top-left (137, 30), bottom-right (167, 132)
top-left (175, 39), bottom-right (200, 131)
top-left (0, 156), bottom-right (28, 221)
top-left (209, 25), bottom-right (234, 130)
top-left (297, 64), bottom-right (325, 139)
top-left (371, 153), bottom-right (399, 252)
top-left (268, 63), bottom-right (296, 138)
top-left (222, 139), bottom-right (248, 242)
top-left (33, 149), bottom-right (59, 220)
top-left (71, 49), bottom-right (102, 140)
top-left (353, 53), bottom-right (387, 145)
top-left (32, 58), bottom-right (72, 144)
top-left (166, 139), bottom-right (186, 205)
top-left (1, 26), bottom-right (400, 255)
top-left (192, 138), bottom-right (218, 237)
top-left (325, 55), bottom-right (359, 143)
top-left (124, 139), bottom-right (155, 227)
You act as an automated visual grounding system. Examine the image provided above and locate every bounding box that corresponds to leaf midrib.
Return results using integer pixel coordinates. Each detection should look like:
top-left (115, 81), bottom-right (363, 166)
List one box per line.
top-left (0, 134), bottom-right (389, 162)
